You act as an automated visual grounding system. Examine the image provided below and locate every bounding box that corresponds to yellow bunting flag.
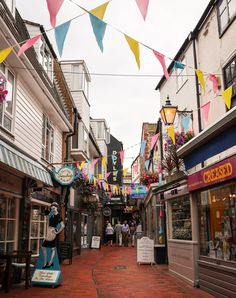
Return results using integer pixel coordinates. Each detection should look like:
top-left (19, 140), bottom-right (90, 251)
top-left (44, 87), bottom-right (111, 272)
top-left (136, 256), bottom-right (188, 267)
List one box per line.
top-left (114, 185), bottom-right (118, 193)
top-left (102, 156), bottom-right (107, 167)
top-left (124, 34), bottom-right (140, 69)
top-left (167, 125), bottom-right (176, 145)
top-left (93, 177), bottom-right (97, 187)
top-left (79, 161), bottom-right (86, 170)
top-left (90, 1), bottom-right (109, 20)
top-left (136, 186), bottom-right (139, 193)
top-left (99, 174), bottom-right (102, 180)
top-left (0, 47), bottom-right (12, 64)
top-left (222, 85), bottom-right (233, 109)
top-left (123, 168), bottom-right (128, 177)
top-left (195, 69), bottom-right (206, 95)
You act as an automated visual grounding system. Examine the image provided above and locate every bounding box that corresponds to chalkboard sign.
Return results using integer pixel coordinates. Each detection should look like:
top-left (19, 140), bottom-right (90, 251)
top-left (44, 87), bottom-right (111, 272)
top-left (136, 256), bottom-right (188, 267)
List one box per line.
top-left (59, 241), bottom-right (72, 264)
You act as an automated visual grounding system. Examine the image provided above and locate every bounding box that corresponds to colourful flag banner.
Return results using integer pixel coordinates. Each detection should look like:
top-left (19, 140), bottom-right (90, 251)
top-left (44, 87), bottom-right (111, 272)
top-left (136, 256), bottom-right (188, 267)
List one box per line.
top-left (120, 150), bottom-right (125, 166)
top-left (98, 179), bottom-right (101, 188)
top-left (92, 158), bottom-right (98, 168)
top-left (135, 0), bottom-right (150, 20)
top-left (0, 47), bottom-right (12, 63)
top-left (127, 186), bottom-right (131, 194)
top-left (201, 101), bottom-right (211, 122)
top-left (209, 74), bottom-right (218, 94)
top-left (140, 140), bottom-right (147, 157)
top-left (123, 168), bottom-right (128, 177)
top-left (153, 50), bottom-right (169, 80)
top-left (93, 177), bottom-right (97, 186)
top-left (90, 1), bottom-right (109, 19)
top-left (167, 125), bottom-right (175, 145)
top-left (55, 20), bottom-right (71, 57)
top-left (18, 35), bottom-right (41, 57)
top-left (181, 115), bottom-right (191, 134)
top-left (145, 160), bottom-right (149, 171)
top-left (79, 161), bottom-right (86, 170)
top-left (150, 133), bottom-right (158, 150)
top-left (195, 69), bottom-right (206, 95)
top-left (124, 35), bottom-right (140, 69)
top-left (46, 0), bottom-right (64, 28)
top-left (89, 15), bottom-right (107, 52)
top-left (102, 156), bottom-right (107, 167)
top-left (106, 172), bottom-right (111, 180)
top-left (174, 61), bottom-right (185, 69)
top-left (98, 174), bottom-right (103, 180)
top-left (222, 85), bottom-right (233, 109)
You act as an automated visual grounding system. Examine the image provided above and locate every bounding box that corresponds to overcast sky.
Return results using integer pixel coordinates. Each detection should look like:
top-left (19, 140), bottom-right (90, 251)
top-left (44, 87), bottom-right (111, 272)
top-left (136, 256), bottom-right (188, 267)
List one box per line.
top-left (16, 0), bottom-right (209, 168)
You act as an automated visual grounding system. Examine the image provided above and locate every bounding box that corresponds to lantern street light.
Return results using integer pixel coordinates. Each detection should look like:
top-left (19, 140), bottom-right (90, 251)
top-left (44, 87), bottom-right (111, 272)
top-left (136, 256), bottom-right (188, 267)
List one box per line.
top-left (160, 96), bottom-right (178, 126)
top-left (160, 96), bottom-right (193, 126)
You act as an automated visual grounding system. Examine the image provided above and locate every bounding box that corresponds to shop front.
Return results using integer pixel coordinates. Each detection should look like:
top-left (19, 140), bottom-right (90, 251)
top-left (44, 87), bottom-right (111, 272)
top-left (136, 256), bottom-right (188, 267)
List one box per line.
top-left (188, 155), bottom-right (236, 296)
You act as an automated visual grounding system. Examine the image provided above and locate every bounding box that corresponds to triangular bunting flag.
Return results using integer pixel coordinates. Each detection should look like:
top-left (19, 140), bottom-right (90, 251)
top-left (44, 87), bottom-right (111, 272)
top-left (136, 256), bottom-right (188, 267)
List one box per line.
top-left (209, 74), bottom-right (218, 94)
top-left (140, 140), bottom-right (147, 157)
top-left (106, 172), bottom-right (111, 180)
top-left (153, 50), bottom-right (169, 80)
top-left (167, 125), bottom-right (176, 145)
top-left (90, 1), bottom-right (109, 19)
top-left (55, 20), bottom-right (71, 57)
top-left (174, 61), bottom-right (185, 70)
top-left (79, 161), bottom-right (86, 170)
top-left (120, 150), bottom-right (125, 166)
top-left (195, 69), bottom-right (206, 95)
top-left (222, 85), bottom-right (233, 109)
top-left (93, 177), bottom-right (97, 187)
top-left (18, 35), bottom-right (41, 57)
top-left (123, 168), bottom-right (128, 177)
top-left (145, 160), bottom-right (149, 171)
top-left (46, 0), bottom-right (64, 28)
top-left (201, 101), bottom-right (211, 122)
top-left (150, 133), bottom-right (158, 150)
top-left (89, 15), bottom-right (107, 52)
top-left (135, 0), bottom-right (150, 20)
top-left (98, 174), bottom-right (103, 180)
top-left (0, 47), bottom-right (12, 63)
top-left (181, 115), bottom-right (191, 134)
top-left (124, 35), bottom-right (140, 69)
top-left (92, 158), bottom-right (98, 168)
top-left (102, 156), bottom-right (107, 167)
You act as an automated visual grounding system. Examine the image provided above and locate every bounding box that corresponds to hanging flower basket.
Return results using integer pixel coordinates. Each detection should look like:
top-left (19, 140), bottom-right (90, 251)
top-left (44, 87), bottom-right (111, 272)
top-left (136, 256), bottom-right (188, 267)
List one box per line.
top-left (140, 172), bottom-right (159, 186)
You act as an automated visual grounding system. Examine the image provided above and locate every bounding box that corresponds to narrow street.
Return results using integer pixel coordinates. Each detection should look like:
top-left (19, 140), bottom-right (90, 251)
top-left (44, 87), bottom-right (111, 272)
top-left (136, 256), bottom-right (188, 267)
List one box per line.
top-left (2, 246), bottom-right (213, 298)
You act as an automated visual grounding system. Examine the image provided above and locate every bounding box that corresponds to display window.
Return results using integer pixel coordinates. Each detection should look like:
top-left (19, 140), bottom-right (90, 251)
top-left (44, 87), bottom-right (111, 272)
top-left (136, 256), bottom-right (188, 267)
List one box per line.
top-left (170, 195), bottom-right (192, 240)
top-left (199, 183), bottom-right (236, 262)
top-left (0, 195), bottom-right (18, 253)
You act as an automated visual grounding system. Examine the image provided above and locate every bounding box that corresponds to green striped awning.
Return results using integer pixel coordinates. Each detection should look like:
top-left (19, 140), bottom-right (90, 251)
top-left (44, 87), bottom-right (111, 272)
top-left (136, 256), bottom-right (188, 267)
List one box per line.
top-left (0, 140), bottom-right (53, 186)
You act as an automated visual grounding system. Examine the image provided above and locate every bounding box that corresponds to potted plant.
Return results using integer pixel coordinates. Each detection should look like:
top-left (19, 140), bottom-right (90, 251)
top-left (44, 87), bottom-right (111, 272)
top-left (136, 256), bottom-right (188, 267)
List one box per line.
top-left (140, 172), bottom-right (159, 186)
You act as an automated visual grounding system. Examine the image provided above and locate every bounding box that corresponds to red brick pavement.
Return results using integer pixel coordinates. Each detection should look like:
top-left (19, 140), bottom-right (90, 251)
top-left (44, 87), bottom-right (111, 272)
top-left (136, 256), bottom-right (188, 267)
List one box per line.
top-left (1, 246), bottom-right (214, 298)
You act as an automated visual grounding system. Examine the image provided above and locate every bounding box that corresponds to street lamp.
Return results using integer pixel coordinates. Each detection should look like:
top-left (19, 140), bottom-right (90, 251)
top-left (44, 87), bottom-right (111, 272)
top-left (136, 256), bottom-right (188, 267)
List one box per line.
top-left (160, 96), bottom-right (178, 126)
top-left (160, 96), bottom-right (193, 126)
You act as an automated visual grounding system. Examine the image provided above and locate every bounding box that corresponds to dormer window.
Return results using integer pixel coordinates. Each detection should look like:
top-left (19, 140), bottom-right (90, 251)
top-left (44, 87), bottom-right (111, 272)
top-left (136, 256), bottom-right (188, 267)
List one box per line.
top-left (72, 64), bottom-right (89, 99)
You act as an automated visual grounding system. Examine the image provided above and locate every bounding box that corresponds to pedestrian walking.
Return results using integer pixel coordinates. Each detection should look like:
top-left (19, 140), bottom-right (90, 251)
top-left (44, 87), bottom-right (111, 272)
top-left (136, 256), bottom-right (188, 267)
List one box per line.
top-left (136, 221), bottom-right (143, 241)
top-left (105, 223), bottom-right (114, 246)
top-left (130, 221), bottom-right (136, 247)
top-left (122, 220), bottom-right (130, 247)
top-left (115, 221), bottom-right (123, 246)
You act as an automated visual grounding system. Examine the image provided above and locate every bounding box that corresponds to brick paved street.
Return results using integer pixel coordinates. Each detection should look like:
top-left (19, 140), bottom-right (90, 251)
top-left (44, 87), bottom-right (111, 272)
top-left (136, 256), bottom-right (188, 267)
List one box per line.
top-left (1, 246), bottom-right (213, 298)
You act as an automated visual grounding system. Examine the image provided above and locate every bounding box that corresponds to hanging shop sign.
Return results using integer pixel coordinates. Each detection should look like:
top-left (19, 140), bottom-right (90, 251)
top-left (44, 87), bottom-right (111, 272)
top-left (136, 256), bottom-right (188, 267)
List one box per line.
top-left (103, 207), bottom-right (112, 217)
top-left (53, 166), bottom-right (75, 186)
top-left (188, 155), bottom-right (236, 191)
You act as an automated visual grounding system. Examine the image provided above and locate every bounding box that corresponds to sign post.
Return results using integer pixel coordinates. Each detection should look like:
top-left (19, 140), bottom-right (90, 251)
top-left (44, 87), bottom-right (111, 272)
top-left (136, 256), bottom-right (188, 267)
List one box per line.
top-left (137, 237), bottom-right (155, 265)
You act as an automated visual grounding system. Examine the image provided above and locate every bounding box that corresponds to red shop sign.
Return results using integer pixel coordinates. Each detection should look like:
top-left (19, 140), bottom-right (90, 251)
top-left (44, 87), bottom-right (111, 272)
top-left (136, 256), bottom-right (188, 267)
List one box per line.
top-left (188, 155), bottom-right (236, 191)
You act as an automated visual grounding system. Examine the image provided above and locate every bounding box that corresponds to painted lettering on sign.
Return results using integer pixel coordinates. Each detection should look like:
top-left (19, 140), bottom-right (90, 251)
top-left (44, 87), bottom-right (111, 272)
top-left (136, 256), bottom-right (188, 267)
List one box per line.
top-left (203, 162), bottom-right (232, 183)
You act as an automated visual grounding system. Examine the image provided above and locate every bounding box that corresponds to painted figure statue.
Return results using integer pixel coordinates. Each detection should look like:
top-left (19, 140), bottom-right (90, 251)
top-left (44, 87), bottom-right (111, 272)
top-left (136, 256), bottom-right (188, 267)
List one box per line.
top-left (42, 202), bottom-right (65, 269)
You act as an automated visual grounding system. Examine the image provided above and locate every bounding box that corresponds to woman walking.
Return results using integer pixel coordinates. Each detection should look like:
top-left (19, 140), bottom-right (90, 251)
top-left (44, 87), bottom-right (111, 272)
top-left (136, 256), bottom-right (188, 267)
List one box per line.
top-left (122, 220), bottom-right (130, 247)
top-left (105, 223), bottom-right (114, 246)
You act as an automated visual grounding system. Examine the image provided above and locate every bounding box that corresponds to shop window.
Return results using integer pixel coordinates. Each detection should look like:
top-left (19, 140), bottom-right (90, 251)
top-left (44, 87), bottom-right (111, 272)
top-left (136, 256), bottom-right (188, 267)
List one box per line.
top-left (0, 196), bottom-right (17, 253)
top-left (171, 195), bottom-right (192, 240)
top-left (199, 183), bottom-right (236, 262)
top-left (217, 0), bottom-right (236, 35)
top-left (30, 204), bottom-right (48, 256)
top-left (223, 56), bottom-right (236, 108)
top-left (41, 114), bottom-right (54, 163)
top-left (0, 64), bottom-right (15, 133)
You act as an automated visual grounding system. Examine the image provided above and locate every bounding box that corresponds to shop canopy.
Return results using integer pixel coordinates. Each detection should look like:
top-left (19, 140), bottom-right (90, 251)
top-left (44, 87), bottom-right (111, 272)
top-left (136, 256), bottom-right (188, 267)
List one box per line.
top-left (177, 106), bottom-right (236, 170)
top-left (0, 139), bottom-right (53, 186)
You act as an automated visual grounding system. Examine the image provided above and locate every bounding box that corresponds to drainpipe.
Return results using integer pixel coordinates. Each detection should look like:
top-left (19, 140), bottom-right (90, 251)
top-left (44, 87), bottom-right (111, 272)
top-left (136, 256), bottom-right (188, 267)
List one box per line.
top-left (191, 32), bottom-right (202, 133)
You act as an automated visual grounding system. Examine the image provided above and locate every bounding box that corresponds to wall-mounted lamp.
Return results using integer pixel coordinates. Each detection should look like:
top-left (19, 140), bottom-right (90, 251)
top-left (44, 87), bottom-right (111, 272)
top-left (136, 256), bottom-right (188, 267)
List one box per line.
top-left (160, 96), bottom-right (193, 126)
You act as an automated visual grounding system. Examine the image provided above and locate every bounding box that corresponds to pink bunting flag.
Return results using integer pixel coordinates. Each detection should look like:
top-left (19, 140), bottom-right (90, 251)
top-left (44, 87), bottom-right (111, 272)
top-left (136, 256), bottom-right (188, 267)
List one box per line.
top-left (106, 172), bottom-right (111, 180)
top-left (18, 35), bottom-right (41, 57)
top-left (120, 150), bottom-right (125, 166)
top-left (136, 0), bottom-right (150, 20)
top-left (201, 101), bottom-right (211, 122)
top-left (127, 186), bottom-right (131, 194)
top-left (92, 158), bottom-right (98, 168)
top-left (133, 164), bottom-right (138, 173)
top-left (209, 74), bottom-right (219, 94)
top-left (150, 133), bottom-right (159, 150)
top-left (97, 179), bottom-right (101, 188)
top-left (153, 50), bottom-right (169, 80)
top-left (46, 0), bottom-right (64, 28)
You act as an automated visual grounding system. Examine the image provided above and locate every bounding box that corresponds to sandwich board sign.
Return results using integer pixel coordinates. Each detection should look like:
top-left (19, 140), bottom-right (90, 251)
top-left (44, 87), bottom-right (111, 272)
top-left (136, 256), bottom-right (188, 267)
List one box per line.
top-left (91, 236), bottom-right (101, 249)
top-left (137, 237), bottom-right (155, 265)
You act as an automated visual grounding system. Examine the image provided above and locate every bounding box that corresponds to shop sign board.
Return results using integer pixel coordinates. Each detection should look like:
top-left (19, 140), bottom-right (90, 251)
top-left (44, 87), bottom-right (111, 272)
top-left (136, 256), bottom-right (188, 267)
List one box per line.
top-left (103, 207), bottom-right (112, 216)
top-left (188, 155), bottom-right (236, 191)
top-left (91, 236), bottom-right (101, 249)
top-left (53, 166), bottom-right (75, 186)
top-left (137, 237), bottom-right (155, 265)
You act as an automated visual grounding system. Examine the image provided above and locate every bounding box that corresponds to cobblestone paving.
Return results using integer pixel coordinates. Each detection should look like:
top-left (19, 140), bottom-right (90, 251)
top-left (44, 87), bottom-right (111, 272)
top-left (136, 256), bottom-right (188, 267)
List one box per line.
top-left (1, 246), bottom-right (214, 298)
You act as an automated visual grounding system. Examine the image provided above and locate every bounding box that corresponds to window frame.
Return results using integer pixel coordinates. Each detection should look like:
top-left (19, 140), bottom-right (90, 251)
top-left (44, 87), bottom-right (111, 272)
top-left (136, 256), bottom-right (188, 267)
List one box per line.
top-left (0, 64), bottom-right (16, 134)
top-left (41, 114), bottom-right (54, 163)
top-left (223, 55), bottom-right (236, 109)
top-left (39, 42), bottom-right (53, 82)
top-left (217, 0), bottom-right (236, 36)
